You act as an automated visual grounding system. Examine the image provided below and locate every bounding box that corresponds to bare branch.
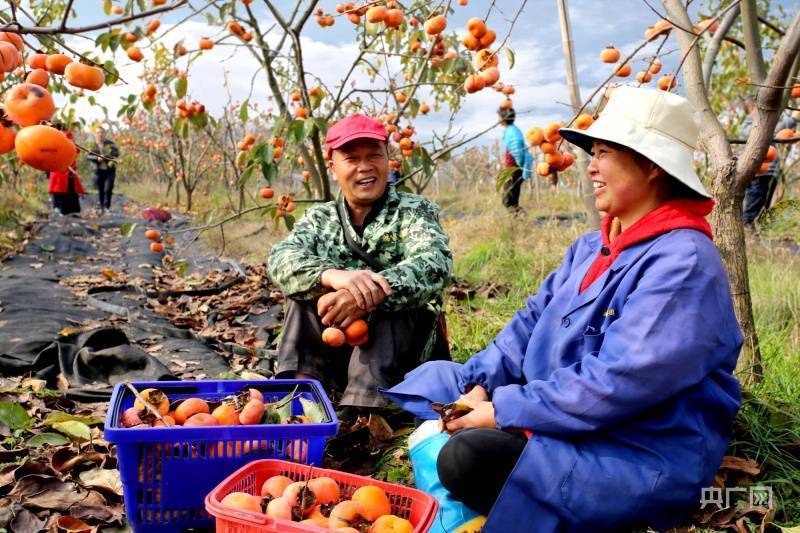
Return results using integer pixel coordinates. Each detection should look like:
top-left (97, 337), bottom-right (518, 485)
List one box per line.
top-left (740, 0), bottom-right (767, 84)
top-left (757, 14), bottom-right (784, 36)
top-left (702, 3), bottom-right (740, 88)
top-left (662, 0), bottom-right (733, 165)
top-left (736, 12), bottom-right (800, 190)
top-left (0, 0), bottom-right (186, 34)
top-left (60, 0), bottom-right (75, 30)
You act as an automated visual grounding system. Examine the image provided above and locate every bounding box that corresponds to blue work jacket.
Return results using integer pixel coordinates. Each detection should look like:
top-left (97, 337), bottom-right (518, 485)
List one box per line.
top-left (384, 228), bottom-right (743, 531)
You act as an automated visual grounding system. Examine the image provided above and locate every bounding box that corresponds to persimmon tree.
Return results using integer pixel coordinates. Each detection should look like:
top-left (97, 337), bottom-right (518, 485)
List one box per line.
top-left (660, 0), bottom-right (800, 383)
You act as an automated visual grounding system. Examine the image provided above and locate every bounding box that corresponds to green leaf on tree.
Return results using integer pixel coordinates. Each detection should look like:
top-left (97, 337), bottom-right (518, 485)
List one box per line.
top-left (504, 48), bottom-right (516, 70)
top-left (496, 167), bottom-right (519, 191)
top-left (175, 76), bottom-right (187, 99)
top-left (239, 99), bottom-right (249, 122)
top-left (283, 214), bottom-right (295, 231)
top-left (288, 119), bottom-right (305, 144)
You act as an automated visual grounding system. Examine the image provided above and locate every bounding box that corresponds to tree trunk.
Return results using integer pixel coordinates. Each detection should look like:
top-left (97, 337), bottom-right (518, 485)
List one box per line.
top-left (711, 166), bottom-right (762, 385)
top-left (556, 0), bottom-right (601, 229)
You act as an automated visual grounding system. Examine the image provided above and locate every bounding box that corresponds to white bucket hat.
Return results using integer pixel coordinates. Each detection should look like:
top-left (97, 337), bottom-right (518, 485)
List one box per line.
top-left (560, 85), bottom-right (710, 198)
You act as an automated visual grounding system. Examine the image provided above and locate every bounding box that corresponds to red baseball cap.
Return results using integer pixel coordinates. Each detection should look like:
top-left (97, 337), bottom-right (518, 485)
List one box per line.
top-left (325, 114), bottom-right (388, 158)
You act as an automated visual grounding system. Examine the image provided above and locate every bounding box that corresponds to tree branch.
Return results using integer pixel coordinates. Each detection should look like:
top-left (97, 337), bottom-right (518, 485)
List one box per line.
top-left (60, 0), bottom-right (75, 30)
top-left (702, 3), bottom-right (740, 89)
top-left (736, 12), bottom-right (800, 192)
top-left (662, 0), bottom-right (733, 166)
top-left (0, 0), bottom-right (186, 34)
top-left (740, 0), bottom-right (767, 84)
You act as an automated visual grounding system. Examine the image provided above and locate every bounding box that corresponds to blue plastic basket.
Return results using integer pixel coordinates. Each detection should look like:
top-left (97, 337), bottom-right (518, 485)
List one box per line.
top-left (104, 379), bottom-right (338, 533)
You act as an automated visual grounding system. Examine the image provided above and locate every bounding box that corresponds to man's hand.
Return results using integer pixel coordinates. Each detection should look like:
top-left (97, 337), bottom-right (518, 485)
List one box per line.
top-left (320, 269), bottom-right (392, 310)
top-left (443, 395), bottom-right (496, 433)
top-left (317, 289), bottom-right (367, 329)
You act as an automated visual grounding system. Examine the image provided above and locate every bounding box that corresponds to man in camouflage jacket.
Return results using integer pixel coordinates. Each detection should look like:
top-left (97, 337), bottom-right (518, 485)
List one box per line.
top-left (268, 114), bottom-right (452, 409)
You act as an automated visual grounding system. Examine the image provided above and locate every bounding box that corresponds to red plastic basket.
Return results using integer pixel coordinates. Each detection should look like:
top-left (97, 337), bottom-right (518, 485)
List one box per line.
top-left (205, 459), bottom-right (439, 532)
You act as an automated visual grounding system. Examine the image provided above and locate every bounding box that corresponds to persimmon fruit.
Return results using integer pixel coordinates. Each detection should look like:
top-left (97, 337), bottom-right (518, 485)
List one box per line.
top-left (308, 477), bottom-right (340, 506)
top-left (64, 63), bottom-right (105, 91)
top-left (134, 388), bottom-right (170, 414)
top-left (370, 515), bottom-right (414, 533)
top-left (175, 398), bottom-right (210, 424)
top-left (544, 123), bottom-right (562, 143)
top-left (211, 403), bottom-right (239, 425)
top-left (526, 127), bottom-right (544, 146)
top-left (261, 475), bottom-right (293, 499)
top-left (25, 69), bottom-right (49, 88)
top-left (329, 500), bottom-right (369, 530)
top-left (615, 63), bottom-right (631, 77)
top-left (366, 6), bottom-right (387, 23)
top-left (238, 398), bottom-right (265, 425)
top-left (466, 17), bottom-right (486, 38)
top-left (265, 496), bottom-right (293, 520)
top-left (45, 54), bottom-right (72, 75)
top-left (127, 47), bottom-right (144, 62)
top-left (322, 327), bottom-right (346, 347)
top-left (0, 125), bottom-right (15, 154)
top-left (183, 413), bottom-right (219, 426)
top-left (0, 41), bottom-right (18, 72)
top-left (540, 142), bottom-right (556, 154)
top-left (15, 125), bottom-right (75, 171)
top-left (259, 187), bottom-right (274, 199)
top-left (26, 53), bottom-right (47, 70)
top-left (424, 14), bottom-right (446, 35)
top-left (600, 46), bottom-right (620, 63)
top-left (221, 492), bottom-right (262, 514)
top-left (144, 229), bottom-right (160, 240)
top-left (657, 74), bottom-right (677, 90)
top-left (0, 32), bottom-right (23, 52)
top-left (4, 83), bottom-right (56, 126)
top-left (352, 485), bottom-right (391, 521)
top-left (574, 114), bottom-right (594, 130)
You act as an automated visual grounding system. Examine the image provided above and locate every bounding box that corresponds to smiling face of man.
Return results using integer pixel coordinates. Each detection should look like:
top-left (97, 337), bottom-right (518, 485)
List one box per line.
top-left (328, 138), bottom-right (389, 209)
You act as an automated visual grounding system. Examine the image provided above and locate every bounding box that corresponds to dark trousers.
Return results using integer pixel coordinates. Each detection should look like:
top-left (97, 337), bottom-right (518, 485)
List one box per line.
top-left (95, 171), bottom-right (115, 210)
top-left (276, 299), bottom-right (449, 407)
top-left (437, 428), bottom-right (528, 514)
top-left (743, 173), bottom-right (778, 224)
top-left (501, 168), bottom-right (523, 210)
top-left (51, 173), bottom-right (80, 215)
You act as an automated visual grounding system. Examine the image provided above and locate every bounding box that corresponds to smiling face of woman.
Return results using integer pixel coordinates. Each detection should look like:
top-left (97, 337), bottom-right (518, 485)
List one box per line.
top-left (587, 140), bottom-right (667, 229)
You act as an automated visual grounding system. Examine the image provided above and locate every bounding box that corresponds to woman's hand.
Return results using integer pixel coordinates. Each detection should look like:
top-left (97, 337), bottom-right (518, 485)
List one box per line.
top-left (464, 384), bottom-right (489, 403)
top-left (443, 394), bottom-right (496, 433)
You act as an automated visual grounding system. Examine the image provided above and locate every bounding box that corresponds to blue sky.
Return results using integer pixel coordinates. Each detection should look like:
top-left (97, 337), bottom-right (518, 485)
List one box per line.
top-left (57, 0), bottom-right (798, 146)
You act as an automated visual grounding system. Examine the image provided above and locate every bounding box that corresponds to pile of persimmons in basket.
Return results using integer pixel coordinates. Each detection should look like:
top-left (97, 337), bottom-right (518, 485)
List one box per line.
top-left (222, 475), bottom-right (413, 533)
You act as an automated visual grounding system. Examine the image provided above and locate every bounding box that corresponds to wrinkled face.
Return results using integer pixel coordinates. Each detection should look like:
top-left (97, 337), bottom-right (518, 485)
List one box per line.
top-left (587, 140), bottom-right (661, 218)
top-left (328, 138), bottom-right (389, 207)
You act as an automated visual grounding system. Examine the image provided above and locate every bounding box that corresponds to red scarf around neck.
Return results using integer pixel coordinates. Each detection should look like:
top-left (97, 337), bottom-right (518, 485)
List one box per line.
top-left (579, 199), bottom-right (715, 293)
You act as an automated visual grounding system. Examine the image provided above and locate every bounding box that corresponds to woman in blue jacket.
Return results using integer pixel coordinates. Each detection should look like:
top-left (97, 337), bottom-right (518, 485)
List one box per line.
top-left (383, 86), bottom-right (743, 532)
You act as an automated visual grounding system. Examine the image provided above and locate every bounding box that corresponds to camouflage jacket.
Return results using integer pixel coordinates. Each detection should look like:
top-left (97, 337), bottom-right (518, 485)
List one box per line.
top-left (267, 185), bottom-right (452, 313)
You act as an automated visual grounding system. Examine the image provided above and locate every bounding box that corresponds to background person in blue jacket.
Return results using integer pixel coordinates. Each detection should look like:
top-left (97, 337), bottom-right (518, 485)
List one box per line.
top-left (499, 106), bottom-right (533, 214)
top-left (383, 86), bottom-right (743, 532)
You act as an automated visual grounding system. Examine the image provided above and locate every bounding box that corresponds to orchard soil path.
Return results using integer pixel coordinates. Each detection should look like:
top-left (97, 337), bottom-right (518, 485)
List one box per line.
top-left (0, 193), bottom-right (283, 391)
